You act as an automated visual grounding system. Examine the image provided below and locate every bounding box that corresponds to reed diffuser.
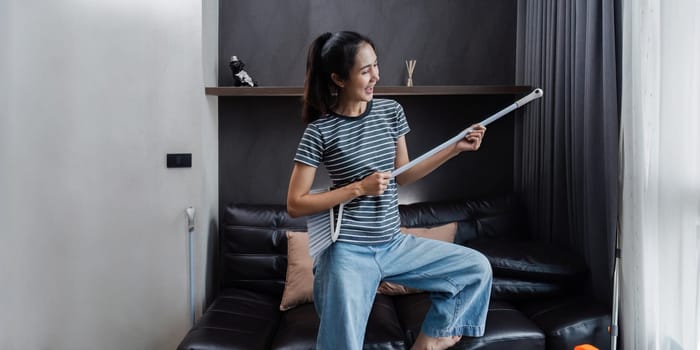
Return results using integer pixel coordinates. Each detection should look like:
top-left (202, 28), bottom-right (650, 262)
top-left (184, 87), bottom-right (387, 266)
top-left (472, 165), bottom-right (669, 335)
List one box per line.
top-left (405, 59), bottom-right (417, 87)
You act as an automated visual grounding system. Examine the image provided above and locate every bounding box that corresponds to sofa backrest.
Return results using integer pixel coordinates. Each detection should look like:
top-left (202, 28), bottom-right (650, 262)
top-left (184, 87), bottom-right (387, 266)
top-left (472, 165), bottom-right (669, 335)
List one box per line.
top-left (219, 194), bottom-right (528, 296)
top-left (398, 194), bottom-right (528, 244)
top-left (220, 204), bottom-right (306, 297)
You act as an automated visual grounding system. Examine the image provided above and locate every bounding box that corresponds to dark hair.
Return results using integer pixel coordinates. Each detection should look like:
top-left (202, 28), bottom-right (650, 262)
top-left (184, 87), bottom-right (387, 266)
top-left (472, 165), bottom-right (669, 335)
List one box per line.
top-left (302, 31), bottom-right (375, 123)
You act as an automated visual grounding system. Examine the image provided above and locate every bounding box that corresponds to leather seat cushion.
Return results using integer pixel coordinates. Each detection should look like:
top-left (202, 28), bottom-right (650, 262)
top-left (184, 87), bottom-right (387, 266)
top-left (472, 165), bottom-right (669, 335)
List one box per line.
top-left (394, 294), bottom-right (545, 350)
top-left (491, 277), bottom-right (565, 300)
top-left (517, 296), bottom-right (612, 350)
top-left (177, 288), bottom-right (281, 350)
top-left (468, 239), bottom-right (587, 282)
top-left (270, 294), bottom-right (406, 350)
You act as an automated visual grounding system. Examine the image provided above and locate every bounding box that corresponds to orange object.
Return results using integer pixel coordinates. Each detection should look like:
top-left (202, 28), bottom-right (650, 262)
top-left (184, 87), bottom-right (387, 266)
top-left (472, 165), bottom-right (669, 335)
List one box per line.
top-left (574, 345), bottom-right (599, 350)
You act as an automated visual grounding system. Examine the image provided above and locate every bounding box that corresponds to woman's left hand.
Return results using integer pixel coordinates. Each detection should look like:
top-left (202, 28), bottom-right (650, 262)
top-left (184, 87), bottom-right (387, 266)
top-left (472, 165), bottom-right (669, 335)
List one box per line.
top-left (456, 124), bottom-right (486, 152)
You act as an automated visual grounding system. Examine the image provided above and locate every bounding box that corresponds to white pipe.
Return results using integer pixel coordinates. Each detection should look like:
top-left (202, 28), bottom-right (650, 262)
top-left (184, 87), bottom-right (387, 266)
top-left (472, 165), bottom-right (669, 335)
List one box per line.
top-left (611, 236), bottom-right (620, 350)
top-left (185, 206), bottom-right (196, 327)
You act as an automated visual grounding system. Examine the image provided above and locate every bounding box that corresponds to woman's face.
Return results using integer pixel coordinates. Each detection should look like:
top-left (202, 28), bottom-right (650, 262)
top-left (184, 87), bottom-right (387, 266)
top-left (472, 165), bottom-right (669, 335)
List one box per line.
top-left (336, 42), bottom-right (380, 103)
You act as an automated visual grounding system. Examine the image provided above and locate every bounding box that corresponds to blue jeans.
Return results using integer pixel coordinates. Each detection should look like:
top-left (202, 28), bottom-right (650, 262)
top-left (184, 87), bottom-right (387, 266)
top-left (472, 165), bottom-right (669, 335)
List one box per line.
top-left (312, 233), bottom-right (492, 350)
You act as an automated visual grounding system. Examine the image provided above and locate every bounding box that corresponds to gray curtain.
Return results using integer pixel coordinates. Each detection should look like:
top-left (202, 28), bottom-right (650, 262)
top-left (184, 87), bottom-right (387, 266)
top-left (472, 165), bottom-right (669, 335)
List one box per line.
top-left (515, 0), bottom-right (619, 304)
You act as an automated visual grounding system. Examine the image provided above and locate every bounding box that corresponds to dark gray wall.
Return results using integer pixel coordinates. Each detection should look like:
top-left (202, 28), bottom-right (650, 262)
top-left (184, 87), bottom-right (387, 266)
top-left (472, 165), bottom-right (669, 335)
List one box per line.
top-left (219, 0), bottom-right (517, 86)
top-left (219, 1), bottom-right (519, 207)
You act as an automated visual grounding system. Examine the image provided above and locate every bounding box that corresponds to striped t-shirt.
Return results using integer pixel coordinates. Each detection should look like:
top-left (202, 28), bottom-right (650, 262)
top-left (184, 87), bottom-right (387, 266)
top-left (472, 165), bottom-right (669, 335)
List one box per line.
top-left (294, 99), bottom-right (411, 245)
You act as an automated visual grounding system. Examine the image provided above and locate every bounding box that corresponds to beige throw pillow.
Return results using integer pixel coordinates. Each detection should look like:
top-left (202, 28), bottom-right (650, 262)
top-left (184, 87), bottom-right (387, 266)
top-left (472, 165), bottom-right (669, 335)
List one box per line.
top-left (279, 231), bottom-right (315, 311)
top-left (279, 222), bottom-right (458, 310)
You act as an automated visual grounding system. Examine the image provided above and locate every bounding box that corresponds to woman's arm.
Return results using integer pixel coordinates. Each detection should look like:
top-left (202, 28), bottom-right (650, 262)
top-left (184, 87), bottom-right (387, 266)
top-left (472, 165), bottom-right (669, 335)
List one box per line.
top-left (394, 124), bottom-right (486, 186)
top-left (286, 162), bottom-right (391, 218)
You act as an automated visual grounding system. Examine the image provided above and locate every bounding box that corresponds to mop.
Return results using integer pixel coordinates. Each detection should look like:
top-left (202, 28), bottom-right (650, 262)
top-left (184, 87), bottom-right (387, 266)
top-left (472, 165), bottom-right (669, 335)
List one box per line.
top-left (307, 88), bottom-right (544, 259)
top-left (185, 207), bottom-right (196, 326)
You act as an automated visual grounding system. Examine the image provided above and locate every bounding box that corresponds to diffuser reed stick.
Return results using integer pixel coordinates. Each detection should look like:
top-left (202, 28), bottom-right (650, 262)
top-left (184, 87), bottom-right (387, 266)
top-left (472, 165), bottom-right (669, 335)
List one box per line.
top-left (405, 59), bottom-right (416, 87)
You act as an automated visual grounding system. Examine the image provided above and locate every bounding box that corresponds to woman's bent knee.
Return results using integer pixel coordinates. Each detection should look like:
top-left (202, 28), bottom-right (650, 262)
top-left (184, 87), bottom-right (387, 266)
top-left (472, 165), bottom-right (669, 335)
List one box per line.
top-left (470, 251), bottom-right (493, 285)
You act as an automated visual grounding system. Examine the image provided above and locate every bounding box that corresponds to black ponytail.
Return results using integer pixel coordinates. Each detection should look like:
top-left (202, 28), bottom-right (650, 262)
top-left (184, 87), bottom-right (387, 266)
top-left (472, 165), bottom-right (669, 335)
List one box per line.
top-left (302, 32), bottom-right (334, 123)
top-left (302, 31), bottom-right (375, 123)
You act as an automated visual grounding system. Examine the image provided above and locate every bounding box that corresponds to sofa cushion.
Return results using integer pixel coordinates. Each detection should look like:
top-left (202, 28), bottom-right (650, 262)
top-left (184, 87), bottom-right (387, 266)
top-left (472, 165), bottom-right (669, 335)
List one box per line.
top-left (394, 294), bottom-right (545, 350)
top-left (271, 294), bottom-right (406, 350)
top-left (399, 200), bottom-right (481, 244)
top-left (177, 288), bottom-right (281, 350)
top-left (468, 238), bottom-right (587, 282)
top-left (465, 195), bottom-right (530, 241)
top-left (221, 204), bottom-right (306, 297)
top-left (270, 303), bottom-right (318, 350)
top-left (491, 277), bottom-right (565, 300)
top-left (517, 296), bottom-right (612, 350)
top-left (398, 194), bottom-right (530, 246)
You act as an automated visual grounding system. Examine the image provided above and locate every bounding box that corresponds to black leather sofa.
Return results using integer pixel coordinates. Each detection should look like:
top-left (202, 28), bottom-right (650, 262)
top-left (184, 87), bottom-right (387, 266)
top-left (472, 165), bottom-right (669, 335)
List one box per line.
top-left (177, 194), bottom-right (611, 350)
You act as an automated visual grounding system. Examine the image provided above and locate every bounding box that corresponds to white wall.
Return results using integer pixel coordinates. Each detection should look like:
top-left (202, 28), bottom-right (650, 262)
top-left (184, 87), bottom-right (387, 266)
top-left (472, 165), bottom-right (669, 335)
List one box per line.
top-left (0, 1), bottom-right (218, 349)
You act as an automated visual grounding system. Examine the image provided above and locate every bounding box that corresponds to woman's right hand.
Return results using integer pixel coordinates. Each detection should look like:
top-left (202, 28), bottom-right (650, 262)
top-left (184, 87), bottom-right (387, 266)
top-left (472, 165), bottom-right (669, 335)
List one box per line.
top-left (287, 165), bottom-right (391, 218)
top-left (359, 171), bottom-right (392, 196)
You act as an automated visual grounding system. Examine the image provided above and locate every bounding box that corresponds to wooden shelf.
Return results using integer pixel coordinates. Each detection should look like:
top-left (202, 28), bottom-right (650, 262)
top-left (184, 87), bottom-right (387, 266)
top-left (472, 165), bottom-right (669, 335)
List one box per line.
top-left (205, 85), bottom-right (531, 97)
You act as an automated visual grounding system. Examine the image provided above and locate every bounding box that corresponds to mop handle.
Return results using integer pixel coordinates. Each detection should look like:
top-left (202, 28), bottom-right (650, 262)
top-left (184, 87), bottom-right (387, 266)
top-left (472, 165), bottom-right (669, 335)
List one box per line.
top-left (391, 88), bottom-right (543, 178)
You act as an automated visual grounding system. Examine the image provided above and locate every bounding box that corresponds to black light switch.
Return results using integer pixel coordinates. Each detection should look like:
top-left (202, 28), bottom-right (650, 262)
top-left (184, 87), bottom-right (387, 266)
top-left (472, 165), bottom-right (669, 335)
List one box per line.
top-left (167, 153), bottom-right (192, 168)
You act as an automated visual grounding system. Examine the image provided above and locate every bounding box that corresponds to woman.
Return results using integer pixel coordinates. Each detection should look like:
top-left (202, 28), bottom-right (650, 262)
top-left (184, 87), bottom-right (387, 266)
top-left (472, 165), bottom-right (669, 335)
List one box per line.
top-left (287, 31), bottom-right (492, 350)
